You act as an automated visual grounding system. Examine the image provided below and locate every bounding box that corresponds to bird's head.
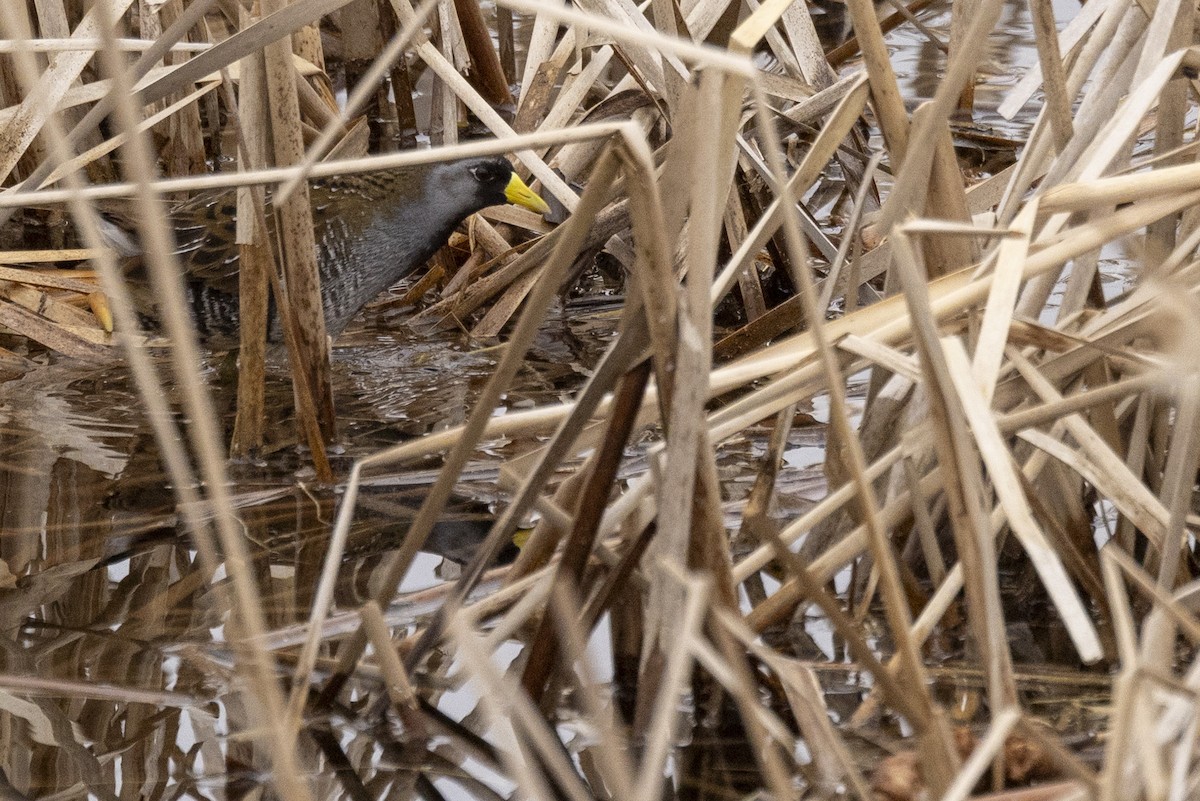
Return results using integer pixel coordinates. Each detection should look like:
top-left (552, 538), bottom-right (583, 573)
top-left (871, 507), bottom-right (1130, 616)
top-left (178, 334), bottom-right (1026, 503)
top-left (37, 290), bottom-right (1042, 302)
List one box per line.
top-left (427, 157), bottom-right (550, 220)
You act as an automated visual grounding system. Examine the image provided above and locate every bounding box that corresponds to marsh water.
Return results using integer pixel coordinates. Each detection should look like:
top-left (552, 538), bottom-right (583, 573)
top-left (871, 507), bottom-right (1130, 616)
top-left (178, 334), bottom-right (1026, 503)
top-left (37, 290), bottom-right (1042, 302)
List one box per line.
top-left (0, 0), bottom-right (1124, 796)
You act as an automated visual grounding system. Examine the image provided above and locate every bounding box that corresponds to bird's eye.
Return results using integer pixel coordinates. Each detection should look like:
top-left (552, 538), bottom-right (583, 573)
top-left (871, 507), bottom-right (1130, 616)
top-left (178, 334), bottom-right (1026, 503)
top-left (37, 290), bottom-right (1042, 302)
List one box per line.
top-left (469, 164), bottom-right (497, 183)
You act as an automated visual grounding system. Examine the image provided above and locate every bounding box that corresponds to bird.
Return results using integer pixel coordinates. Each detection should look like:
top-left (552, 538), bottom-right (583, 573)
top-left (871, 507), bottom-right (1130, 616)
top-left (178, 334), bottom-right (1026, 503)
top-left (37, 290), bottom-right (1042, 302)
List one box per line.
top-left (102, 156), bottom-right (550, 343)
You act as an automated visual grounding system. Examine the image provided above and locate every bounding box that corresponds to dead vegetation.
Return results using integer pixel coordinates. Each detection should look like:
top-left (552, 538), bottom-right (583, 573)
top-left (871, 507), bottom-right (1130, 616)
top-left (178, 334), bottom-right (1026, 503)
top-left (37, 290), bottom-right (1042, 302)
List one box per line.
top-left (2, 0), bottom-right (1200, 798)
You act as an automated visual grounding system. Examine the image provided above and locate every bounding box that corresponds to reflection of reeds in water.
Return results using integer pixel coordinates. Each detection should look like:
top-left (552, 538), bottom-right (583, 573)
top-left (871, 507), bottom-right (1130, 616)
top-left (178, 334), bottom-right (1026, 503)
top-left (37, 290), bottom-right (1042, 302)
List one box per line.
top-left (3, 0), bottom-right (1200, 797)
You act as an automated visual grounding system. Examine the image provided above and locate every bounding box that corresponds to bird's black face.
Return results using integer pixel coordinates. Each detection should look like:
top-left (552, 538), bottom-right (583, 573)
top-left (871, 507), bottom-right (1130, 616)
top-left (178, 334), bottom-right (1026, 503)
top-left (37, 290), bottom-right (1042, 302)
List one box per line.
top-left (424, 157), bottom-right (514, 220)
top-left (465, 158), bottom-right (514, 206)
top-left (425, 157), bottom-right (549, 221)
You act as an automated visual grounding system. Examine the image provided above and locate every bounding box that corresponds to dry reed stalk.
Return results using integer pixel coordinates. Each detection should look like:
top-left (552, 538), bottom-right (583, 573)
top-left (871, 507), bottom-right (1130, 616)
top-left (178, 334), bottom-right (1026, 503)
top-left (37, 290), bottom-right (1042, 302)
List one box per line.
top-left (646, 69), bottom-right (738, 678)
top-left (228, 46), bottom-right (271, 456)
top-left (945, 337), bottom-right (1100, 660)
top-left (543, 582), bottom-right (637, 801)
top-left (1011, 353), bottom-right (1172, 549)
top-left (357, 601), bottom-right (422, 721)
top-left (41, 79), bottom-right (220, 186)
top-left (943, 708), bottom-right (1023, 801)
top-left (258, 0), bottom-right (336, 447)
top-left (1148, 376), bottom-right (1200, 588)
top-left (997, 0), bottom-right (1131, 220)
top-left (702, 621), bottom-right (797, 799)
top-left (1028, 0), bottom-right (1072, 152)
top-left (387, 0), bottom-right (579, 209)
top-left (825, 0), bottom-right (937, 66)
top-left (998, 0), bottom-right (1113, 118)
top-left (447, 608), bottom-right (597, 801)
top-left (746, 637), bottom-right (874, 795)
top-left (274, 0), bottom-right (441, 201)
top-left (630, 569), bottom-right (712, 801)
top-left (1103, 546), bottom-right (1200, 645)
top-left (453, 0), bottom-right (511, 105)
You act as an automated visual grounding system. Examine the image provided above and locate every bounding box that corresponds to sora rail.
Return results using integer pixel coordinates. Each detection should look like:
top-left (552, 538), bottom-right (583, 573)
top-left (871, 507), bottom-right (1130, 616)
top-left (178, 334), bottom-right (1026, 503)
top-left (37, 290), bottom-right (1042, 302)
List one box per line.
top-left (105, 156), bottom-right (550, 342)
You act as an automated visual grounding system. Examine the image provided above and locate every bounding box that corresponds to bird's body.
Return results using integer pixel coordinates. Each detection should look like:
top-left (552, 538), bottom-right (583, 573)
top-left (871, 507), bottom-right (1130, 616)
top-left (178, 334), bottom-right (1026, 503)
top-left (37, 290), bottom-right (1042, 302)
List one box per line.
top-left (110, 157), bottom-right (549, 342)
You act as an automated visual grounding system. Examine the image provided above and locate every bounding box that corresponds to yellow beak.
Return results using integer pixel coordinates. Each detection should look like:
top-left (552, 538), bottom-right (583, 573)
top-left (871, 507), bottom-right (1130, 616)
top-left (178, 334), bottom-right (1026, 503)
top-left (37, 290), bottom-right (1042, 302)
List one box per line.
top-left (505, 173), bottom-right (551, 215)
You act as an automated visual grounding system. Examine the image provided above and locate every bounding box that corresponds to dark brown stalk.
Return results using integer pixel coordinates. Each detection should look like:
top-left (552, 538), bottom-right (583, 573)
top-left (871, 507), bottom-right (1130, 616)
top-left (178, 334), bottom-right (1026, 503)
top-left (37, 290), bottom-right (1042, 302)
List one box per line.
top-left (453, 0), bottom-right (513, 105)
top-left (261, 0), bottom-right (337, 445)
top-left (825, 0), bottom-right (937, 67)
top-left (520, 359), bottom-right (652, 701)
top-left (228, 44), bottom-right (270, 457)
top-left (496, 4), bottom-right (515, 84)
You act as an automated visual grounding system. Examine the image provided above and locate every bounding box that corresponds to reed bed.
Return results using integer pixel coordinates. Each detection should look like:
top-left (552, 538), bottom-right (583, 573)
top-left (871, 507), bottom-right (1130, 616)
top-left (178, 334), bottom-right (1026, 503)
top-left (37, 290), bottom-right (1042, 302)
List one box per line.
top-left (2, 0), bottom-right (1200, 797)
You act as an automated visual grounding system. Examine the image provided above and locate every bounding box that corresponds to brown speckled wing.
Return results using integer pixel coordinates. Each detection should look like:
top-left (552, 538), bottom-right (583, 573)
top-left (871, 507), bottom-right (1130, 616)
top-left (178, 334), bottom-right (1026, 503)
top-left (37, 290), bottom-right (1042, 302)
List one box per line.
top-left (167, 191), bottom-right (243, 292)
